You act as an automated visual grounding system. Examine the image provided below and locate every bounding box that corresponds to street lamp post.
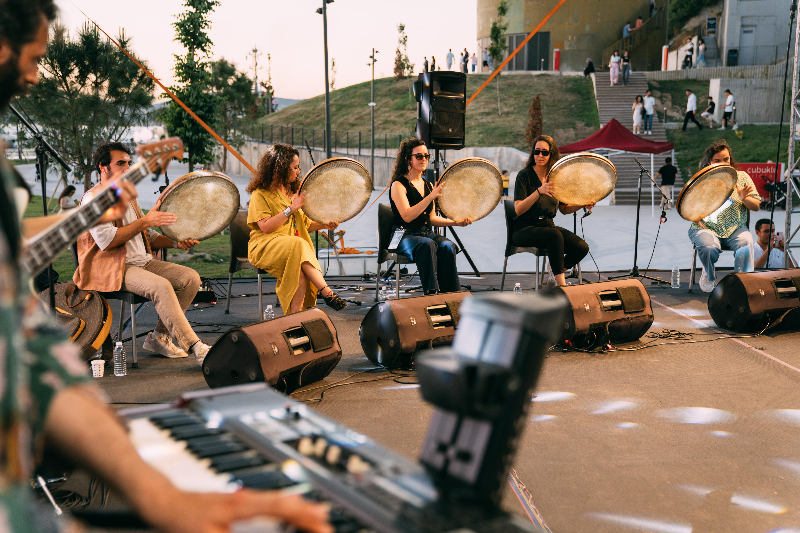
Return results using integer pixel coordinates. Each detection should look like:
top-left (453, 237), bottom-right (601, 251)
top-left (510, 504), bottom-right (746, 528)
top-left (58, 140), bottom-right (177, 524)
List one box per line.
top-left (368, 49), bottom-right (379, 182)
top-left (318, 0), bottom-right (334, 159)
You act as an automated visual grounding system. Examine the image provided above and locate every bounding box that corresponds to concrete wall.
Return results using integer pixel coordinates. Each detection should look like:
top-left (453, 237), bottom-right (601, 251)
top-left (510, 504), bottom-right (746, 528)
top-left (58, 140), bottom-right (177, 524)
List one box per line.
top-left (477, 0), bottom-right (665, 73)
top-left (720, 0), bottom-right (793, 66)
top-left (709, 77), bottom-right (786, 124)
top-left (647, 62), bottom-right (785, 81)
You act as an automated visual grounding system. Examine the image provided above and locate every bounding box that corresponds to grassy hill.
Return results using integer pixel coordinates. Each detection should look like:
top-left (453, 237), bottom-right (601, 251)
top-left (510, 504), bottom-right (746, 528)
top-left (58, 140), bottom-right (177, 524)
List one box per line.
top-left (254, 74), bottom-right (600, 152)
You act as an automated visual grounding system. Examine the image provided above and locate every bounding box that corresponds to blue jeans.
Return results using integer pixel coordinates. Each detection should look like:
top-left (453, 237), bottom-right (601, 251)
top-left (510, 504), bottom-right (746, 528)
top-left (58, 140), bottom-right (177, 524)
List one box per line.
top-left (394, 228), bottom-right (459, 294)
top-left (688, 226), bottom-right (754, 282)
top-left (694, 51), bottom-right (706, 67)
top-left (643, 113), bottom-right (653, 132)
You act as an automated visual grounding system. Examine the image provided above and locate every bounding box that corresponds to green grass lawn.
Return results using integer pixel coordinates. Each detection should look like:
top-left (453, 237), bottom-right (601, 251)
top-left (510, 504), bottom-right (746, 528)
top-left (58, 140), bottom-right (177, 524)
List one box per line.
top-left (648, 79), bottom-right (712, 122)
top-left (252, 74), bottom-right (599, 152)
top-left (24, 197), bottom-right (331, 280)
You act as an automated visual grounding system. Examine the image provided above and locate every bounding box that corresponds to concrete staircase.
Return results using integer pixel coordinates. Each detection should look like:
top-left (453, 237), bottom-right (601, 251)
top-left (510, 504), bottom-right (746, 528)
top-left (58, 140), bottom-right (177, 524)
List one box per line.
top-left (593, 71), bottom-right (681, 206)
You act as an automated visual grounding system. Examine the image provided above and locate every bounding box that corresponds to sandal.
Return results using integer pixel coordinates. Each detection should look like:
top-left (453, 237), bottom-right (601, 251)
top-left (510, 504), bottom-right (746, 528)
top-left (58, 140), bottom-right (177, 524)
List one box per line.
top-left (320, 286), bottom-right (348, 311)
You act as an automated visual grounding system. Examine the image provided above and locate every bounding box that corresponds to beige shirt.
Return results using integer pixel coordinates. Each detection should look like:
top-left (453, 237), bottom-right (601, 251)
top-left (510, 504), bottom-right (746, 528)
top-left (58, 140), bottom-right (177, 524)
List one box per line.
top-left (86, 199), bottom-right (159, 267)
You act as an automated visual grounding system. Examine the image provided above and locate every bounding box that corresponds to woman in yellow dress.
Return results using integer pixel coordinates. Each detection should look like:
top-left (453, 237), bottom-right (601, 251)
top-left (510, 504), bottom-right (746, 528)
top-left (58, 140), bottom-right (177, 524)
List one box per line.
top-left (247, 143), bottom-right (347, 313)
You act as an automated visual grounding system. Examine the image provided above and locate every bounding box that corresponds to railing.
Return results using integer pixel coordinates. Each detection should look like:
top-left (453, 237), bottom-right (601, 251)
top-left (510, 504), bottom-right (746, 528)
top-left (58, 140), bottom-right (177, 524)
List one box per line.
top-left (235, 123), bottom-right (409, 158)
top-left (602, 7), bottom-right (667, 67)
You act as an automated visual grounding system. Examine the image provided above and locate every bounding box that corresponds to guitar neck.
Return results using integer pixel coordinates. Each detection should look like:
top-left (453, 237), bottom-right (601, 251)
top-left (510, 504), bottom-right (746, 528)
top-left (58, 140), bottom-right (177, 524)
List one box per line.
top-left (21, 163), bottom-right (151, 275)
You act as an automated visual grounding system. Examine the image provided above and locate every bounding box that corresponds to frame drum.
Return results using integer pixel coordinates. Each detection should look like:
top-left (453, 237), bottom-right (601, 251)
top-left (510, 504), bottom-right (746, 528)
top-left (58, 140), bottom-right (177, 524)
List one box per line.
top-left (300, 158), bottom-right (372, 224)
top-left (157, 171), bottom-right (240, 241)
top-left (547, 152), bottom-right (616, 206)
top-left (437, 157), bottom-right (502, 222)
top-left (676, 164), bottom-right (738, 222)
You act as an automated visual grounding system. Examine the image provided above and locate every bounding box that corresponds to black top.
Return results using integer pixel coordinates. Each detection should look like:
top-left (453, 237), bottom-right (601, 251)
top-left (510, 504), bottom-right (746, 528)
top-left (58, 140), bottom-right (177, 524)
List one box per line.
top-left (622, 56), bottom-right (630, 64)
top-left (513, 167), bottom-right (559, 232)
top-left (390, 176), bottom-right (433, 231)
top-left (658, 164), bottom-right (678, 186)
top-left (706, 101), bottom-right (716, 114)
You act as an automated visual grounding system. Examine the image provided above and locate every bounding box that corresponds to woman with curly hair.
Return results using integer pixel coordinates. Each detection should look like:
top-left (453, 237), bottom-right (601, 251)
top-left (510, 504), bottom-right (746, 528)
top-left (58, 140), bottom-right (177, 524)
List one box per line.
top-left (513, 135), bottom-right (592, 287)
top-left (247, 143), bottom-right (347, 312)
top-left (389, 138), bottom-right (471, 295)
top-left (689, 139), bottom-right (760, 292)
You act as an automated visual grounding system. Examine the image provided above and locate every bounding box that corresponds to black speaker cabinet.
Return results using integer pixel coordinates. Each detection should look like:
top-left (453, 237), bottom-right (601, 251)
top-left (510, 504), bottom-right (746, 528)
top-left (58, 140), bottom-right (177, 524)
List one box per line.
top-left (415, 71), bottom-right (466, 150)
top-left (557, 279), bottom-right (654, 347)
top-left (708, 269), bottom-right (800, 332)
top-left (203, 307), bottom-right (341, 393)
top-left (359, 292), bottom-right (472, 368)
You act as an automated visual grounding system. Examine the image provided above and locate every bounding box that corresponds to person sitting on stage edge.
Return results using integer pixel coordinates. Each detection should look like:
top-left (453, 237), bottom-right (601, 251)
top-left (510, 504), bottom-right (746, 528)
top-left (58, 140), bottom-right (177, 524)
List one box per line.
top-left (73, 141), bottom-right (212, 363)
top-left (0, 2), bottom-right (332, 531)
top-left (389, 138), bottom-right (472, 295)
top-left (247, 143), bottom-right (347, 313)
top-left (688, 139), bottom-right (760, 292)
top-left (513, 135), bottom-right (592, 287)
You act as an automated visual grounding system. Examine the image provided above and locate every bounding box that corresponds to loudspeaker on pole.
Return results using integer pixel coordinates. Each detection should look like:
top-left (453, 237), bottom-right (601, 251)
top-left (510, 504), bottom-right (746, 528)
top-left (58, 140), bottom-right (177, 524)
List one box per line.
top-left (414, 71), bottom-right (466, 150)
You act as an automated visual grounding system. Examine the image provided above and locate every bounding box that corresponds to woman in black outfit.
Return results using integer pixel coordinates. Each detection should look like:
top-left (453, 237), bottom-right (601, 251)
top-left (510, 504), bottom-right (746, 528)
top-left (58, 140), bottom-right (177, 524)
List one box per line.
top-left (389, 138), bottom-right (471, 294)
top-left (513, 135), bottom-right (591, 287)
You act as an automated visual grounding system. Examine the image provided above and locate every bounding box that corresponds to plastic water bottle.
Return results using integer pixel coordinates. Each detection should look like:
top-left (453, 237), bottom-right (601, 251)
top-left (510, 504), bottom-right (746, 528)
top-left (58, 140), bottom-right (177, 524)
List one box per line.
top-left (263, 304), bottom-right (274, 321)
top-left (671, 266), bottom-right (680, 288)
top-left (379, 285), bottom-right (387, 301)
top-left (113, 342), bottom-right (126, 377)
top-left (513, 282), bottom-right (522, 295)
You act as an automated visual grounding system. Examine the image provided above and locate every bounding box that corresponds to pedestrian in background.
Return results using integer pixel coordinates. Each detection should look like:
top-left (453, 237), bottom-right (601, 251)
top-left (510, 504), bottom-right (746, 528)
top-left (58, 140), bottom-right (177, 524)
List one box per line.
top-left (609, 50), bottom-right (621, 86)
top-left (643, 89), bottom-right (655, 135)
top-left (423, 57), bottom-right (428, 73)
top-left (701, 95), bottom-right (715, 127)
top-left (656, 157), bottom-right (677, 209)
top-left (431, 56), bottom-right (436, 71)
top-left (462, 48), bottom-right (469, 73)
top-left (458, 50), bottom-right (464, 72)
top-left (632, 95), bottom-right (644, 134)
top-left (683, 89), bottom-right (703, 131)
top-left (720, 89), bottom-right (738, 130)
top-left (634, 16), bottom-right (643, 30)
top-left (695, 38), bottom-right (706, 67)
top-left (623, 21), bottom-right (631, 38)
top-left (482, 48), bottom-right (489, 71)
top-left (502, 170), bottom-right (509, 197)
top-left (584, 58), bottom-right (595, 77)
top-left (621, 50), bottom-right (631, 86)
top-left (471, 53), bottom-right (477, 72)
top-left (446, 48), bottom-right (454, 70)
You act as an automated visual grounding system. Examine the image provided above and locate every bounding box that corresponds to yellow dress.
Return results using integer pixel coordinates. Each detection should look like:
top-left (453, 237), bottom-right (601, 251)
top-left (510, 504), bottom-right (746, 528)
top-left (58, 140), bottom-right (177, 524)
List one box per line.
top-left (247, 188), bottom-right (322, 311)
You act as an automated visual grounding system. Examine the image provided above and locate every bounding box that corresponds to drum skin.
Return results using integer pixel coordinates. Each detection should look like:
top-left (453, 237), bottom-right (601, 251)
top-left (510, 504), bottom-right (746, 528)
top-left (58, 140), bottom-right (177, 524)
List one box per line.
top-left (676, 164), bottom-right (737, 222)
top-left (300, 158), bottom-right (372, 224)
top-left (157, 171), bottom-right (240, 241)
top-left (437, 158), bottom-right (502, 222)
top-left (547, 152), bottom-right (616, 206)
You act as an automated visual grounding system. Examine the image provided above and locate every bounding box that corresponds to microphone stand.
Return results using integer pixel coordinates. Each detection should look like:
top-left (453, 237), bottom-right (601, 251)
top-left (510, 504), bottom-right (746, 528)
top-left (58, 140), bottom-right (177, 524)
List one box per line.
top-left (305, 140), bottom-right (319, 260)
top-left (434, 150), bottom-right (480, 277)
top-left (609, 157), bottom-right (670, 285)
top-left (9, 105), bottom-right (72, 310)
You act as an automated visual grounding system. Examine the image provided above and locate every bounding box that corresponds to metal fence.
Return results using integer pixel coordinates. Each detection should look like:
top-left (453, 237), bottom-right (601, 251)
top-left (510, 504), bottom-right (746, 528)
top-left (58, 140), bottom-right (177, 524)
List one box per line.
top-left (682, 45), bottom-right (787, 68)
top-left (236, 124), bottom-right (409, 158)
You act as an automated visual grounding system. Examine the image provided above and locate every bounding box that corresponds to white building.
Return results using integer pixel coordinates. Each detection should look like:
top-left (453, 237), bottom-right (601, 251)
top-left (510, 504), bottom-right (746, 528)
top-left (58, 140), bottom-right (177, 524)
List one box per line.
top-left (717, 0), bottom-right (793, 66)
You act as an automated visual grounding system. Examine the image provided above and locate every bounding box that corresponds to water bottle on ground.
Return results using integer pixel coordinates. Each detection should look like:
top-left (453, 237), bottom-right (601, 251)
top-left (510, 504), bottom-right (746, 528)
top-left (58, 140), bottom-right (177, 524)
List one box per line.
top-left (671, 266), bottom-right (680, 288)
top-left (263, 304), bottom-right (274, 321)
top-left (513, 282), bottom-right (522, 295)
top-left (113, 342), bottom-right (126, 377)
top-left (379, 285), bottom-right (387, 302)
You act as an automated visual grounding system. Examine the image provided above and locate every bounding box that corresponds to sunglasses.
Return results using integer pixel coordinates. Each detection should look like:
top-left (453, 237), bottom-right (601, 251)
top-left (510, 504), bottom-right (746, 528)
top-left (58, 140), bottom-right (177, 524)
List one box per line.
top-left (533, 149), bottom-right (551, 156)
top-left (412, 153), bottom-right (431, 161)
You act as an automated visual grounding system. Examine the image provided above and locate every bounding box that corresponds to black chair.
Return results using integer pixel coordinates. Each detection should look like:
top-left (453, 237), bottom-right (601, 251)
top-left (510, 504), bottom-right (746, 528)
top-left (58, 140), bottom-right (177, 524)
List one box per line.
top-left (71, 244), bottom-right (149, 368)
top-left (226, 210), bottom-right (269, 315)
top-left (376, 203), bottom-right (415, 301)
top-left (500, 200), bottom-right (550, 291)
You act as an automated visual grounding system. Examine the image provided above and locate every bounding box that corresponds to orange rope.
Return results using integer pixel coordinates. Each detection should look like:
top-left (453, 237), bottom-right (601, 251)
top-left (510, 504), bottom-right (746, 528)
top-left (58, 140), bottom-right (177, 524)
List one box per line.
top-left (72, 3), bottom-right (256, 174)
top-left (466, 0), bottom-right (569, 107)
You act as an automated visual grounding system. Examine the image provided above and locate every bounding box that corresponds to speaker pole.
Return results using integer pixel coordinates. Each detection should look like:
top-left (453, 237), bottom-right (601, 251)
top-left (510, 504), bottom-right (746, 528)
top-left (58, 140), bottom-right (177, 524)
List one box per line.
top-left (434, 150), bottom-right (480, 277)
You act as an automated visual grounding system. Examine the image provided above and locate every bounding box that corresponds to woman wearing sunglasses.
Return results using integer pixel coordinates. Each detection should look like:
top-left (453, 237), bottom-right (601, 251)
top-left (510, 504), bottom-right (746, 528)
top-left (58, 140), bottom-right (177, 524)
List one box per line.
top-left (513, 135), bottom-right (591, 287)
top-left (389, 138), bottom-right (472, 295)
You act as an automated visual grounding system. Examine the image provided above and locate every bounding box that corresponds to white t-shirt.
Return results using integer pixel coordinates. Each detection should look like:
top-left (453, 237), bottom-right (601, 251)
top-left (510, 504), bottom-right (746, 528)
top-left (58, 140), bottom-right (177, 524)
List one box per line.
top-left (753, 242), bottom-right (785, 268)
top-left (686, 93), bottom-right (697, 112)
top-left (724, 94), bottom-right (734, 112)
top-left (643, 95), bottom-right (655, 114)
top-left (86, 199), bottom-right (159, 267)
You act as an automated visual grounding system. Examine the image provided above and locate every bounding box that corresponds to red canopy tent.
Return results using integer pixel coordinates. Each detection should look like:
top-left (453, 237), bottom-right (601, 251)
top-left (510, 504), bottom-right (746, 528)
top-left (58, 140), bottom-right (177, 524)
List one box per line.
top-left (560, 119), bottom-right (675, 214)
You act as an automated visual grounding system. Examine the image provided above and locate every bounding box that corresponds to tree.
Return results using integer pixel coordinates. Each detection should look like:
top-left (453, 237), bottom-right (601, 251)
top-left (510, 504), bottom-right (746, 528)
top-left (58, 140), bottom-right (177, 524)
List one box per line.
top-left (160, 0), bottom-right (220, 172)
top-left (330, 57), bottom-right (336, 91)
top-left (488, 1), bottom-right (509, 116)
top-left (525, 95), bottom-right (543, 147)
top-left (209, 59), bottom-right (257, 173)
top-left (393, 23), bottom-right (415, 108)
top-left (8, 23), bottom-right (154, 189)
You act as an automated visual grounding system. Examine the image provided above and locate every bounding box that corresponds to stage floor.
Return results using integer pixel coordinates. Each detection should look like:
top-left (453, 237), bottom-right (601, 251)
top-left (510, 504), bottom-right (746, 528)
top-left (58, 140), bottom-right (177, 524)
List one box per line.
top-left (85, 271), bottom-right (800, 532)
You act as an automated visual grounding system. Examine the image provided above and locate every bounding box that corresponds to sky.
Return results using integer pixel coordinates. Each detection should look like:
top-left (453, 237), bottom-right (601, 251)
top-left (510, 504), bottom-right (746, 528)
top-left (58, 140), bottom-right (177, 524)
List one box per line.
top-left (54, 0), bottom-right (478, 101)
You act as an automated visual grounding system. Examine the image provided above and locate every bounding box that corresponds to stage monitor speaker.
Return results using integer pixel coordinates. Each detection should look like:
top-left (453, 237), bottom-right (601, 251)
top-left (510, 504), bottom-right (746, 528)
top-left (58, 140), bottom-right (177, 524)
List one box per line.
top-left (708, 269), bottom-right (800, 332)
top-left (415, 71), bottom-right (466, 150)
top-left (359, 291), bottom-right (472, 368)
top-left (557, 279), bottom-right (654, 347)
top-left (203, 307), bottom-right (341, 393)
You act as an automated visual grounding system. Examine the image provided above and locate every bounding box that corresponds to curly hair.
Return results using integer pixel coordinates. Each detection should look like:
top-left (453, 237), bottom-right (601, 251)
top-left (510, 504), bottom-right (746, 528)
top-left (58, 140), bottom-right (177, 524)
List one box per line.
top-left (390, 138), bottom-right (427, 184)
top-left (246, 143), bottom-right (301, 194)
top-left (524, 135), bottom-right (560, 172)
top-left (699, 139), bottom-right (739, 171)
top-left (92, 141), bottom-right (132, 174)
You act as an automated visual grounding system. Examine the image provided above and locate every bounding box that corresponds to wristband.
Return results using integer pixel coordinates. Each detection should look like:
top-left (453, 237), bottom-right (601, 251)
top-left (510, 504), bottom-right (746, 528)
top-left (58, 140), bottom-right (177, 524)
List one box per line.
top-left (283, 207), bottom-right (292, 218)
top-left (172, 240), bottom-right (179, 248)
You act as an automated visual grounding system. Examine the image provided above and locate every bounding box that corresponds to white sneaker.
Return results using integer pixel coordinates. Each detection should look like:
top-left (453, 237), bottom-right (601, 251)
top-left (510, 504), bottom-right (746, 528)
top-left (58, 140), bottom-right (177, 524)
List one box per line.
top-left (699, 268), bottom-right (716, 293)
top-left (143, 332), bottom-right (188, 358)
top-left (192, 341), bottom-right (211, 365)
top-left (718, 126), bottom-right (725, 130)
top-left (732, 124), bottom-right (738, 130)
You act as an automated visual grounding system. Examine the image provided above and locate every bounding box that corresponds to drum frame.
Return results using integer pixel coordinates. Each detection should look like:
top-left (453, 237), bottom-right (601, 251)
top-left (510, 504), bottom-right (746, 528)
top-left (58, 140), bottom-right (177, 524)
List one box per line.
top-left (437, 157), bottom-right (503, 223)
top-left (546, 152), bottom-right (617, 206)
top-left (676, 163), bottom-right (738, 222)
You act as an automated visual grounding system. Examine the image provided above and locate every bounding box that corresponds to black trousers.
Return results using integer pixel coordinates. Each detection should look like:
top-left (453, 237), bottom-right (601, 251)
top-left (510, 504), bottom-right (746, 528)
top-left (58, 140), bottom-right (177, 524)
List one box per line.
top-left (512, 221), bottom-right (589, 275)
top-left (683, 111), bottom-right (703, 131)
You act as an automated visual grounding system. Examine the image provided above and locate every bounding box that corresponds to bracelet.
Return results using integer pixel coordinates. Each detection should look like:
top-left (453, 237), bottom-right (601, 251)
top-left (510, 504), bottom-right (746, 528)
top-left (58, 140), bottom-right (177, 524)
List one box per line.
top-left (172, 240), bottom-right (179, 248)
top-left (283, 206), bottom-right (292, 218)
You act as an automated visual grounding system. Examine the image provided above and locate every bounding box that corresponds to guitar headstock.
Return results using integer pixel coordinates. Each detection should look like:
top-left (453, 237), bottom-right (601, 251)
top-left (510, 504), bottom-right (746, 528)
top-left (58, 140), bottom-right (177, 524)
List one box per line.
top-left (136, 137), bottom-right (184, 175)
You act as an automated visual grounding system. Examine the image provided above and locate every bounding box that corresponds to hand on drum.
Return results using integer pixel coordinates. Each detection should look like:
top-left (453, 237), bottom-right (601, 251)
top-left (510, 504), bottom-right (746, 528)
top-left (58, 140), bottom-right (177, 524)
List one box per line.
top-left (583, 201), bottom-right (596, 213)
top-left (537, 182), bottom-right (555, 197)
top-left (175, 239), bottom-right (199, 250)
top-left (290, 192), bottom-right (306, 212)
top-left (324, 221), bottom-right (339, 231)
top-left (145, 198), bottom-right (179, 227)
top-left (455, 218), bottom-right (472, 227)
top-left (432, 181), bottom-right (445, 198)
